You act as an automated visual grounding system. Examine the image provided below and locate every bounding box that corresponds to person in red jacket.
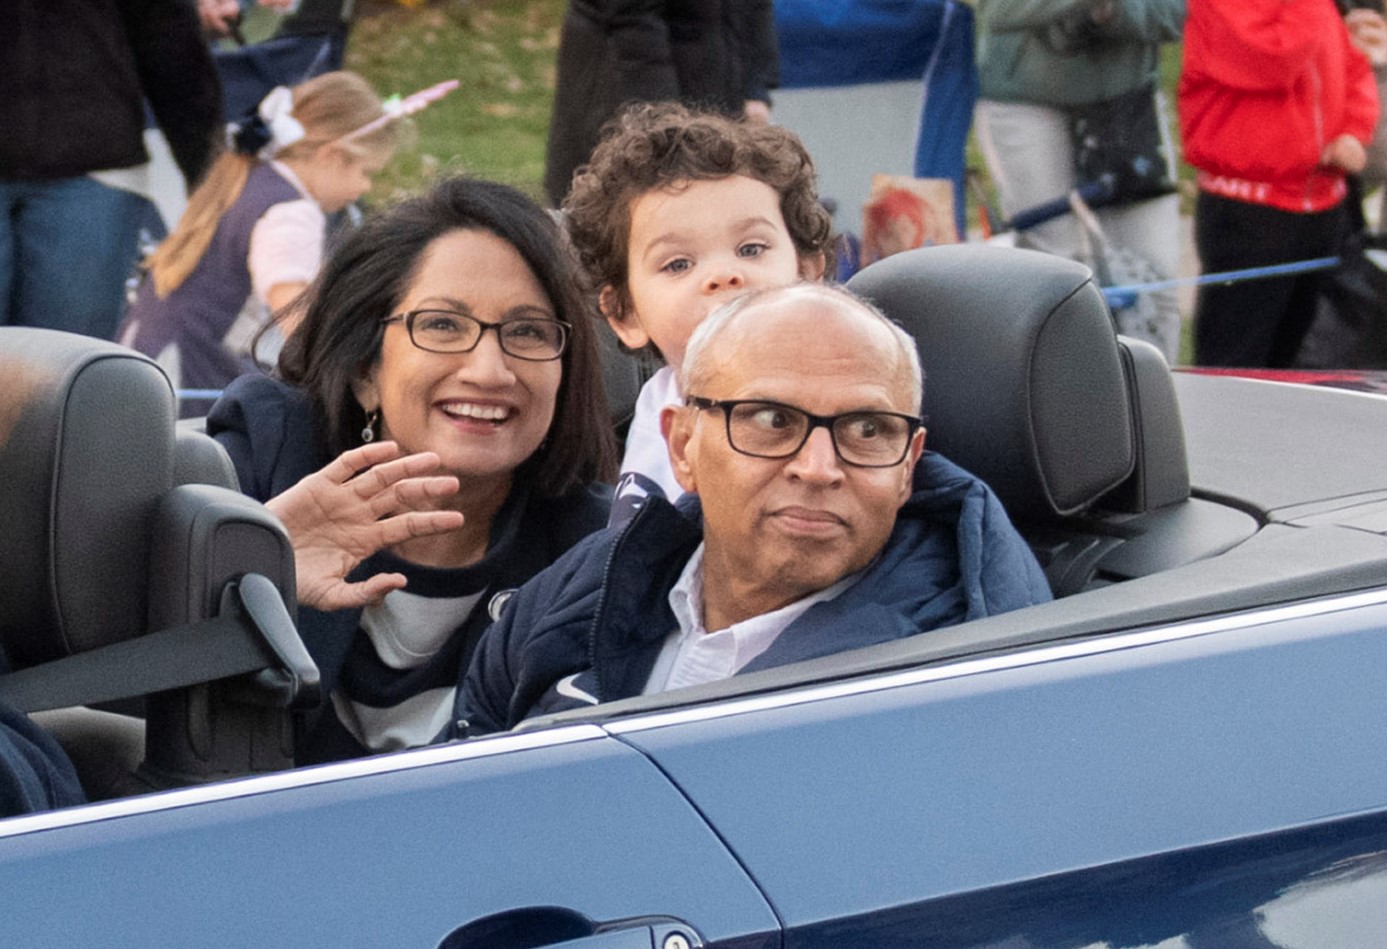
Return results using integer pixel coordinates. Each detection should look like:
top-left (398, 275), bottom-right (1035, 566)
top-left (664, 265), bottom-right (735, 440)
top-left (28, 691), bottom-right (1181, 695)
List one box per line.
top-left (1180, 0), bottom-right (1379, 367)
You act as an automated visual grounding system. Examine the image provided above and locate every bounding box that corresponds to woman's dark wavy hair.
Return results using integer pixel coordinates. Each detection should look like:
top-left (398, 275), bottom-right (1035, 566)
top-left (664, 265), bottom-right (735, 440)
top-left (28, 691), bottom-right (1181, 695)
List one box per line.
top-left (278, 176), bottom-right (617, 496)
top-left (562, 101), bottom-right (834, 325)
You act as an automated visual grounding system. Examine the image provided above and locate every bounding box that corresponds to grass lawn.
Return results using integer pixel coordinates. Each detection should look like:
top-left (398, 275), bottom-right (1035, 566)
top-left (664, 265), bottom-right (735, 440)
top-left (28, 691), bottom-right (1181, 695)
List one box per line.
top-left (346, 0), bottom-right (567, 205)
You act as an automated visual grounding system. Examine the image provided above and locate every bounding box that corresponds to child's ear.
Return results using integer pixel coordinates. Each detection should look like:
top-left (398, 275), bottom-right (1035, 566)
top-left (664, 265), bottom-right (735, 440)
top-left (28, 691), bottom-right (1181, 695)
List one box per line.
top-left (799, 251), bottom-right (828, 283)
top-left (599, 284), bottom-right (652, 350)
top-left (317, 143), bottom-right (350, 168)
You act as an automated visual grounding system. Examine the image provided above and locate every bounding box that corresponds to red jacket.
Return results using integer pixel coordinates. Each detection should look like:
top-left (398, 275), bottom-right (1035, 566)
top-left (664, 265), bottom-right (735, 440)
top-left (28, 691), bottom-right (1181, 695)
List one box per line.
top-left (1179, 0), bottom-right (1379, 212)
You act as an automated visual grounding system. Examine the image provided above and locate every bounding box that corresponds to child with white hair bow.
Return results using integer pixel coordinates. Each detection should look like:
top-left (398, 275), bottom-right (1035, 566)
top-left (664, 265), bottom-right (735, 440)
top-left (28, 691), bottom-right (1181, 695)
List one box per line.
top-left (118, 71), bottom-right (453, 417)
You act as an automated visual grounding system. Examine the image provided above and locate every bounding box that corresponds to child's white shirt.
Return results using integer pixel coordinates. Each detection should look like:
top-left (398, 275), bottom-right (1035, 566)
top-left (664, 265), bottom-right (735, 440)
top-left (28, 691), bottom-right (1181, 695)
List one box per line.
top-left (609, 366), bottom-right (684, 527)
top-left (248, 160), bottom-right (325, 304)
top-left (228, 160), bottom-right (325, 367)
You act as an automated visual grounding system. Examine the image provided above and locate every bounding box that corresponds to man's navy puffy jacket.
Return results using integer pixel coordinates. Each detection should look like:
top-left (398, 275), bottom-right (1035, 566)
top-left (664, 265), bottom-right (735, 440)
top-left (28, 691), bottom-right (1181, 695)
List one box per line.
top-left (455, 451), bottom-right (1052, 736)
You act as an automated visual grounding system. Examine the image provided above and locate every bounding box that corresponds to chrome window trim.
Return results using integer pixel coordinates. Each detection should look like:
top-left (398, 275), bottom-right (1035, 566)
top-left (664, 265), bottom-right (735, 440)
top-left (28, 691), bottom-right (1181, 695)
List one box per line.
top-left (0, 724), bottom-right (609, 840)
top-left (606, 586), bottom-right (1387, 735)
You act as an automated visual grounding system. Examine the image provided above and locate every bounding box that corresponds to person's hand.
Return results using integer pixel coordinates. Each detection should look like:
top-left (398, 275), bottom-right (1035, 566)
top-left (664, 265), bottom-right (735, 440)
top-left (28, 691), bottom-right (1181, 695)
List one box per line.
top-left (199, 0), bottom-right (296, 35)
top-left (266, 441), bottom-right (466, 611)
top-left (197, 0), bottom-right (241, 34)
top-left (743, 100), bottom-right (772, 125)
top-left (1322, 133), bottom-right (1369, 174)
top-left (1347, 9), bottom-right (1387, 67)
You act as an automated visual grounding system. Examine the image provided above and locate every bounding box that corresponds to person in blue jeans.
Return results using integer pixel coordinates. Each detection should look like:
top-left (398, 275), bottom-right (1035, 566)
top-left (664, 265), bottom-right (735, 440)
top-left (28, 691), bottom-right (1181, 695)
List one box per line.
top-left (1, 0), bottom-right (222, 340)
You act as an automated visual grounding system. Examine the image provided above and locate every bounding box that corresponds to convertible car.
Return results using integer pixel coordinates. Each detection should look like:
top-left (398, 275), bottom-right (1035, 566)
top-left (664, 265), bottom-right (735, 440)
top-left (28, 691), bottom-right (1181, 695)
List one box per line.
top-left (2, 245), bottom-right (1386, 947)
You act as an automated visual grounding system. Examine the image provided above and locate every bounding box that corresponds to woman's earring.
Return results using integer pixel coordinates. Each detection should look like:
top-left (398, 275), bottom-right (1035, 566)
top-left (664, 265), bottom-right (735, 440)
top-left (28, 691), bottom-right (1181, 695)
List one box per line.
top-left (361, 409), bottom-right (380, 444)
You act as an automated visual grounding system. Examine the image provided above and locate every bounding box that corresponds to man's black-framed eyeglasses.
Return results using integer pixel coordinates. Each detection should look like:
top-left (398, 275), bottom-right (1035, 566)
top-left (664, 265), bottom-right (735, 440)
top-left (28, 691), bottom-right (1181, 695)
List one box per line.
top-left (381, 310), bottom-right (570, 361)
top-left (685, 396), bottom-right (923, 468)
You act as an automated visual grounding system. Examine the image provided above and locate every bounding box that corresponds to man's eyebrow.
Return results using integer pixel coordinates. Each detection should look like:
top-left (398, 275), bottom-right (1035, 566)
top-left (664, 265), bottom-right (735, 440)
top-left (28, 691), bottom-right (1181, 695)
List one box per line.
top-left (736, 395), bottom-right (903, 413)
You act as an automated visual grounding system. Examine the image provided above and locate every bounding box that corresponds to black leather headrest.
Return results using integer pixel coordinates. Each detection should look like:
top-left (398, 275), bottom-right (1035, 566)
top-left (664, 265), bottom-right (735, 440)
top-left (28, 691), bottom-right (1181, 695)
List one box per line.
top-left (174, 423), bottom-right (239, 489)
top-left (0, 329), bottom-right (177, 667)
top-left (597, 321), bottom-right (664, 435)
top-left (597, 321), bottom-right (643, 432)
top-left (848, 244), bottom-right (1135, 521)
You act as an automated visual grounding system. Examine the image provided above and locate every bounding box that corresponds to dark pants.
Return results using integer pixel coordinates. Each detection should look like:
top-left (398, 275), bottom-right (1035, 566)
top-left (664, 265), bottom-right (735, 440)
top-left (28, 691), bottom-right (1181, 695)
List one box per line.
top-left (1193, 192), bottom-right (1348, 368)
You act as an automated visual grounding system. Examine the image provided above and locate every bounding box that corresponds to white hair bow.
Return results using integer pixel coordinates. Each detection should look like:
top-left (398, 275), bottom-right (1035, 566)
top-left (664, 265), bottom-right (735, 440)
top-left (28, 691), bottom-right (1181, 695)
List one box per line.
top-left (257, 86), bottom-right (306, 157)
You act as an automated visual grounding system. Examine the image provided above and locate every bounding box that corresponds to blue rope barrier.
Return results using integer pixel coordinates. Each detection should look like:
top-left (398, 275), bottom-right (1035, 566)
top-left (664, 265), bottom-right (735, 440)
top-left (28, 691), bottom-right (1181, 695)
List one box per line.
top-left (176, 255), bottom-right (1344, 401)
top-left (176, 388), bottom-right (225, 402)
top-left (1103, 256), bottom-right (1341, 309)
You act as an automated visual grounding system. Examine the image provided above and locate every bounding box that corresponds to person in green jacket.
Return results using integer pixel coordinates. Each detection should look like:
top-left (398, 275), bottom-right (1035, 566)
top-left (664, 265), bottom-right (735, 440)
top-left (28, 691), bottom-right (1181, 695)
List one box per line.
top-left (974, 0), bottom-right (1184, 361)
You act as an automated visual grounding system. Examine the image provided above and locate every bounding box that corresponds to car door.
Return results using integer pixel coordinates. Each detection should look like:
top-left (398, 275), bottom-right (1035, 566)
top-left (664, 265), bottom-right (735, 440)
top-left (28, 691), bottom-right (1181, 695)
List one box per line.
top-left (0, 726), bottom-right (778, 948)
top-left (614, 590), bottom-right (1387, 947)
top-left (6, 598), bottom-right (1387, 947)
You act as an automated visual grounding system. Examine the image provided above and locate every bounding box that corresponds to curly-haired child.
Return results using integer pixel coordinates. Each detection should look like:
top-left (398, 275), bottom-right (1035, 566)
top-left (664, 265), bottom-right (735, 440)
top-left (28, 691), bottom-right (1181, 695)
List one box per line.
top-left (562, 102), bottom-right (833, 525)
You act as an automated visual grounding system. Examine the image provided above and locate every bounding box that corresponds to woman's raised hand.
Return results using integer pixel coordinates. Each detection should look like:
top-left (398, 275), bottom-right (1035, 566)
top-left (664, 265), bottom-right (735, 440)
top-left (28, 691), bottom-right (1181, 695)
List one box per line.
top-left (267, 441), bottom-right (466, 611)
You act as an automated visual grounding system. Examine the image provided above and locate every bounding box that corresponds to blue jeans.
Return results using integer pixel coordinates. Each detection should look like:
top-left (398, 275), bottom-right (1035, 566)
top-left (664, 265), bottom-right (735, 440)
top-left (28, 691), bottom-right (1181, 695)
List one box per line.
top-left (0, 177), bottom-right (148, 340)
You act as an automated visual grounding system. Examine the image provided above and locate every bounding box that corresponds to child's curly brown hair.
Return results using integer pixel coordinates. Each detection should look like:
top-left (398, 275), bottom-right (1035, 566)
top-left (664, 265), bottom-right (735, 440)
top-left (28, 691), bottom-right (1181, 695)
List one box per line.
top-left (562, 102), bottom-right (834, 325)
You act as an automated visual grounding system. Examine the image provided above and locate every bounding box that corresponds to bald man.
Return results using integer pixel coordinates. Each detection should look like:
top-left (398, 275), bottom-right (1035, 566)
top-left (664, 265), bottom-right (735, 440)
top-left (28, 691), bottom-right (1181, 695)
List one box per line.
top-left (454, 283), bottom-right (1051, 736)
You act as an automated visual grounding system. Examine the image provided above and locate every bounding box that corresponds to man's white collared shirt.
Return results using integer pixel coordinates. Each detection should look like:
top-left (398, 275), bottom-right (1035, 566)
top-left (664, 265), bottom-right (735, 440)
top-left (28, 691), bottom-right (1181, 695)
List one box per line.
top-left (642, 543), bottom-right (860, 694)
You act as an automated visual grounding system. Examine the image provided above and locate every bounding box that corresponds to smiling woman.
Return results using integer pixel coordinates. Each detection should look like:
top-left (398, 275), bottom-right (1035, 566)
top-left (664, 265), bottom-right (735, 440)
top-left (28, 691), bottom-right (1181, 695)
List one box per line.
top-left (361, 228), bottom-right (566, 513)
top-left (204, 175), bottom-right (617, 764)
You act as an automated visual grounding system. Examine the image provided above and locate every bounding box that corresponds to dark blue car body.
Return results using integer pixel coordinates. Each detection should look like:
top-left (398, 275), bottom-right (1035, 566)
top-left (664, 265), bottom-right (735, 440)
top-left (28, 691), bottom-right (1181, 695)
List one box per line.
top-left (4, 568), bottom-right (1387, 946)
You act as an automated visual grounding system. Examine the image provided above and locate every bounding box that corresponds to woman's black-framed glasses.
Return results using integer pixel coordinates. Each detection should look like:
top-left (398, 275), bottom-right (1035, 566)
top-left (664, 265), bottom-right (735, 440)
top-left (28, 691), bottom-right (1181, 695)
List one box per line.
top-left (686, 396), bottom-right (922, 468)
top-left (381, 310), bottom-right (570, 361)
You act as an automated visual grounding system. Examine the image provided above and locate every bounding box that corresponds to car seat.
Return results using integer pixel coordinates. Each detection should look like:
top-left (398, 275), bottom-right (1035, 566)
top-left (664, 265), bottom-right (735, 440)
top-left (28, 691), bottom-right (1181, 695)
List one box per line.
top-left (847, 244), bottom-right (1258, 595)
top-left (0, 328), bottom-right (319, 800)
